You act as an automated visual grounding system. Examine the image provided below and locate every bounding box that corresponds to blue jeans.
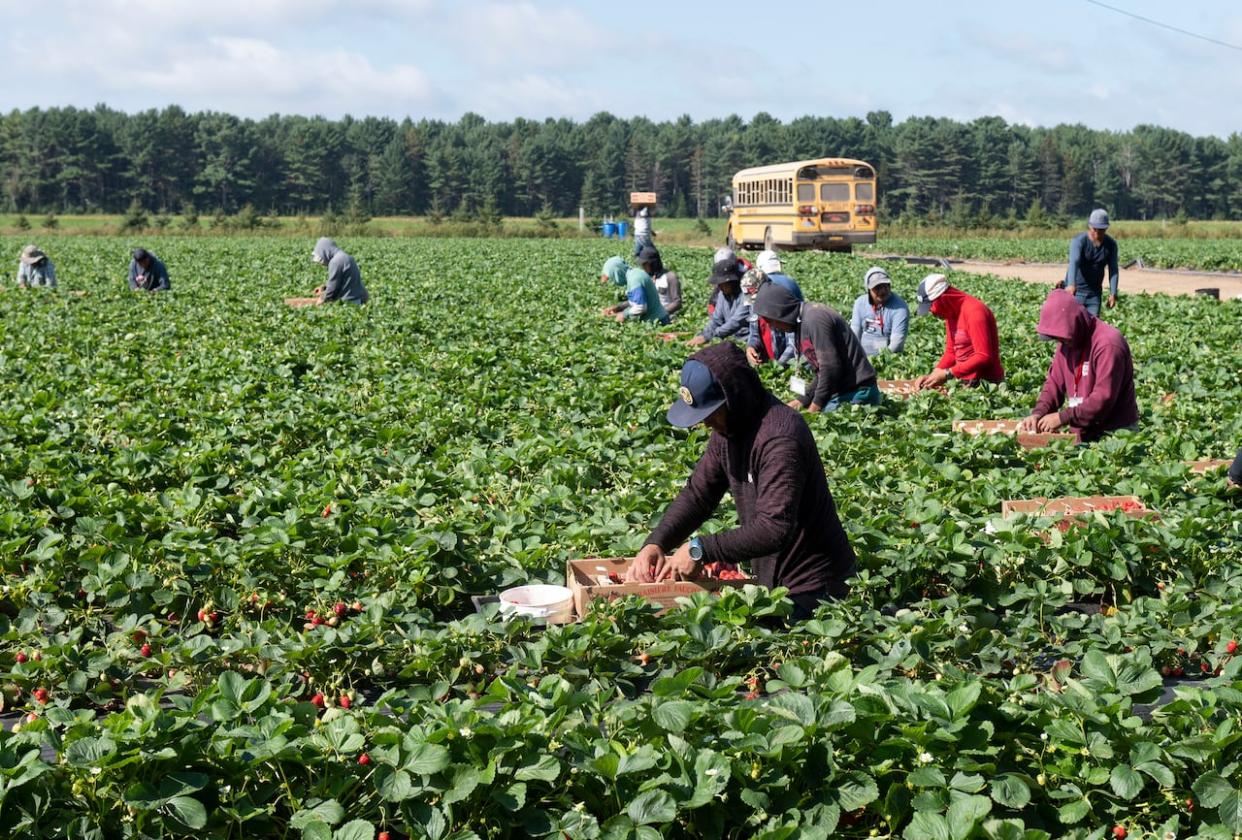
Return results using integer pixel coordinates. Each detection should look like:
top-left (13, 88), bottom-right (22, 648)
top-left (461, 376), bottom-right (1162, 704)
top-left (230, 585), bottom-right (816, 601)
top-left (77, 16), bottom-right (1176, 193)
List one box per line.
top-left (822, 383), bottom-right (883, 412)
top-left (632, 235), bottom-right (652, 256)
top-left (1075, 290), bottom-right (1101, 316)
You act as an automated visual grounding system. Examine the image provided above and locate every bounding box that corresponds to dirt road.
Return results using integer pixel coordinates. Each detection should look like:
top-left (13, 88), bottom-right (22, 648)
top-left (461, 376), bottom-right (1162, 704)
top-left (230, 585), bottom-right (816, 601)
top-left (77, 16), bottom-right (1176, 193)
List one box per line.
top-left (947, 260), bottom-right (1242, 300)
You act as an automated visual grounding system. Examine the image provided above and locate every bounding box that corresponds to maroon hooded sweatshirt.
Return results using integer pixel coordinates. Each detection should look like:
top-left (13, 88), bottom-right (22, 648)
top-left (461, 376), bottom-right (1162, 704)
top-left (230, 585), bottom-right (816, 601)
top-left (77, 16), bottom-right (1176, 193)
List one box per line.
top-left (1031, 290), bottom-right (1139, 442)
top-left (645, 342), bottom-right (857, 597)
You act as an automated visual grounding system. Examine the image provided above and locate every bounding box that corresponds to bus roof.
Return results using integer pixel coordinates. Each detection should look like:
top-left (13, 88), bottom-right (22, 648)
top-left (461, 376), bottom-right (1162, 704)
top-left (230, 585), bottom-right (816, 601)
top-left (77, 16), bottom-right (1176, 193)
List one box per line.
top-left (733, 158), bottom-right (874, 180)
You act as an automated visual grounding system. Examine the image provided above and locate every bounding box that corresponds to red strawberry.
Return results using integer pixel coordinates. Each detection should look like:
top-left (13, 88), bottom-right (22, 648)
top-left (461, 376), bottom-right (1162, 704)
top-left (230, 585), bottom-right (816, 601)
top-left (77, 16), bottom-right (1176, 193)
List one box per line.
top-left (140, 644), bottom-right (152, 657)
top-left (15, 652), bottom-right (27, 664)
top-left (322, 504), bottom-right (332, 517)
top-left (210, 611), bottom-right (220, 623)
top-left (311, 615), bottom-right (323, 627)
top-left (339, 694), bottom-right (351, 709)
top-left (333, 602), bottom-right (347, 617)
top-left (1228, 640), bottom-right (1238, 654)
top-left (197, 609), bottom-right (207, 623)
top-left (1201, 661), bottom-right (1211, 673)
top-left (32, 687), bottom-right (49, 704)
top-left (358, 753), bottom-right (371, 766)
top-left (1113, 827), bottom-right (1126, 839)
top-left (310, 693), bottom-right (325, 708)
top-left (378, 833), bottom-right (390, 840)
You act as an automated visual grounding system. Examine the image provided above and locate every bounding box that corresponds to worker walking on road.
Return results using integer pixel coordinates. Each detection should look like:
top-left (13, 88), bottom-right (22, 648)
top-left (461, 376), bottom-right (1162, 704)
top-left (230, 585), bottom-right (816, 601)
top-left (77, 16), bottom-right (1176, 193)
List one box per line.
top-left (1063, 209), bottom-right (1119, 315)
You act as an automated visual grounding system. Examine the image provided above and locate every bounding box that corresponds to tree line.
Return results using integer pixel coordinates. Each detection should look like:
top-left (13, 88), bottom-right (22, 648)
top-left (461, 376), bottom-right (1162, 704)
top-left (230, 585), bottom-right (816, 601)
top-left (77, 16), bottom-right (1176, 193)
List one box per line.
top-left (2, 104), bottom-right (1240, 222)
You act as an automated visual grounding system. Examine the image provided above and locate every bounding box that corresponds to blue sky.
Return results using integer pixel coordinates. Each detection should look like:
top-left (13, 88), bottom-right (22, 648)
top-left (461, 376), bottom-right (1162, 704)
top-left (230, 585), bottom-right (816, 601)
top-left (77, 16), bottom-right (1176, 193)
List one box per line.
top-left (2, 0), bottom-right (1241, 136)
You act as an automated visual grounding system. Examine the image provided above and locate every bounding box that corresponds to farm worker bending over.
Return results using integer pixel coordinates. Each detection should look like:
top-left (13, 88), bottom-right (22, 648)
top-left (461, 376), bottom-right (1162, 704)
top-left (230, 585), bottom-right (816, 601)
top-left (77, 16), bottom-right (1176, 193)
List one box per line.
top-left (637, 245), bottom-right (682, 317)
top-left (912, 274), bottom-right (1003, 390)
top-left (745, 250), bottom-right (803, 366)
top-left (1019, 290), bottom-right (1138, 442)
top-left (706, 247), bottom-right (751, 318)
top-left (599, 256), bottom-right (669, 324)
top-left (1229, 449), bottom-right (1242, 489)
top-left (16, 245), bottom-right (56, 289)
top-left (1063, 209), bottom-right (1119, 316)
top-left (850, 266), bottom-right (909, 356)
top-left (311, 238), bottom-right (369, 305)
top-left (632, 206), bottom-right (653, 256)
top-left (688, 253), bottom-right (750, 346)
top-left (625, 342), bottom-right (858, 619)
top-left (751, 282), bottom-right (880, 412)
top-left (128, 248), bottom-right (170, 292)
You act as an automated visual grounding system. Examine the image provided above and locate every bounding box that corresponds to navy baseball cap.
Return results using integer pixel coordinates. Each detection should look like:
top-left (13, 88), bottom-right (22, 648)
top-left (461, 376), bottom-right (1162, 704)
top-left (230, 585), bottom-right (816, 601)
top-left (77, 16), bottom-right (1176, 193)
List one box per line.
top-left (667, 360), bottom-right (727, 427)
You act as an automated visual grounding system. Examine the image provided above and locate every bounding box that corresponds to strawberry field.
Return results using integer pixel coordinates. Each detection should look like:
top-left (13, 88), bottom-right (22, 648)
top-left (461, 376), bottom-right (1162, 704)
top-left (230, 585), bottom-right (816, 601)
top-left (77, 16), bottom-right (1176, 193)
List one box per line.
top-left (1, 235), bottom-right (1241, 839)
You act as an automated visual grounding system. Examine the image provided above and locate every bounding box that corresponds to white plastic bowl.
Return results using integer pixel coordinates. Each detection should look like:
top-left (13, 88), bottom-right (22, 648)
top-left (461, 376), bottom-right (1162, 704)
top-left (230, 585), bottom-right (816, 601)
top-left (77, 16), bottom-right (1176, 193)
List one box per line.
top-left (498, 584), bottom-right (574, 624)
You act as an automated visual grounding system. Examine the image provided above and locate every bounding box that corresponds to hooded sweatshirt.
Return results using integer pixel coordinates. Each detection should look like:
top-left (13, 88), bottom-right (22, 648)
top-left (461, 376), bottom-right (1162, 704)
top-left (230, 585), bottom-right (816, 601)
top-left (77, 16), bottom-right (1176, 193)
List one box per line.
top-left (1031, 290), bottom-right (1139, 442)
top-left (605, 257), bottom-right (668, 324)
top-left (753, 284), bottom-right (876, 409)
top-left (850, 276), bottom-right (909, 355)
top-left (748, 273), bottom-right (803, 364)
top-left (313, 238), bottom-right (369, 304)
top-left (930, 287), bottom-right (1003, 383)
top-left (128, 253), bottom-right (170, 292)
top-left (645, 342), bottom-right (857, 596)
top-left (701, 257), bottom-right (750, 341)
top-left (1230, 448), bottom-right (1242, 486)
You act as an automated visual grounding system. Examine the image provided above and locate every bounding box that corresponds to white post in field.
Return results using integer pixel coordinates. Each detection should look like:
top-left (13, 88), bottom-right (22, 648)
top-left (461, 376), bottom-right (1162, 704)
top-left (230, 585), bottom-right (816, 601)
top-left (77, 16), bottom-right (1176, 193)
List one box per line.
top-left (578, 207), bottom-right (585, 231)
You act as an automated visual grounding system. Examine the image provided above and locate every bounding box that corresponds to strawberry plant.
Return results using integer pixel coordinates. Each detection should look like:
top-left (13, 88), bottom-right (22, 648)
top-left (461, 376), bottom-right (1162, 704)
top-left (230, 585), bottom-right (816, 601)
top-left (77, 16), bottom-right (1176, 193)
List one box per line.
top-left (0, 235), bottom-right (1238, 837)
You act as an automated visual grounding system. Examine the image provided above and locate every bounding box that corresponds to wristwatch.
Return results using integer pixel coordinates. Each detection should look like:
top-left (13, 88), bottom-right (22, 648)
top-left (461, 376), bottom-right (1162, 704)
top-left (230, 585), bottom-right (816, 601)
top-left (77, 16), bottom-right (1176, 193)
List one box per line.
top-left (688, 536), bottom-right (704, 562)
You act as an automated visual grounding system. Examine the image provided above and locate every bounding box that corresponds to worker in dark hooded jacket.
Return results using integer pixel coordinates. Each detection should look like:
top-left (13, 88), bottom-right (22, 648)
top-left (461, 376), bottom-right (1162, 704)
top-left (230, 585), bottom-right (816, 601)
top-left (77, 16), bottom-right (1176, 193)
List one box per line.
top-left (751, 283), bottom-right (880, 412)
top-left (625, 342), bottom-right (857, 618)
top-left (1019, 289), bottom-right (1139, 441)
top-left (1229, 449), bottom-right (1242, 488)
top-left (311, 238), bottom-right (369, 305)
top-left (128, 248), bottom-right (170, 292)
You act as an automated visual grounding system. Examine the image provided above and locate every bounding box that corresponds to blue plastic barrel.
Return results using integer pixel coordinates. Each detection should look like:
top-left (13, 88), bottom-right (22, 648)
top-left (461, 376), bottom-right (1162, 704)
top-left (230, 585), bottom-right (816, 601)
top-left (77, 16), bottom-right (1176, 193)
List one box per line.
top-left (602, 222), bottom-right (617, 238)
top-left (617, 222), bottom-right (629, 238)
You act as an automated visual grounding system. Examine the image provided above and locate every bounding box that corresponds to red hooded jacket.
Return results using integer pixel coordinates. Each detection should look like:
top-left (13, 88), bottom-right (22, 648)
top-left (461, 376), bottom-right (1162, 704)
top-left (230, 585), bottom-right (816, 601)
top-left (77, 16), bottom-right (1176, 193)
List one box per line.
top-left (931, 287), bottom-right (1004, 383)
top-left (1031, 290), bottom-right (1139, 442)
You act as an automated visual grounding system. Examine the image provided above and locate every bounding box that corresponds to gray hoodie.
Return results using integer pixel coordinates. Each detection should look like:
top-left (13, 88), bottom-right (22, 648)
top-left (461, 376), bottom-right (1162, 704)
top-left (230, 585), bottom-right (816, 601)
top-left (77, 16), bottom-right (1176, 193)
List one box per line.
top-left (313, 238), bottom-right (369, 305)
top-left (753, 284), bottom-right (876, 409)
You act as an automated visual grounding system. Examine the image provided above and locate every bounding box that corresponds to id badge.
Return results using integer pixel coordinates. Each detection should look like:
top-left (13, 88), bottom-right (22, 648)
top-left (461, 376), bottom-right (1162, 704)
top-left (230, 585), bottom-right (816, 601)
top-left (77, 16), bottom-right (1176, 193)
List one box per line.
top-left (1068, 396), bottom-right (1083, 408)
top-left (789, 375), bottom-right (807, 396)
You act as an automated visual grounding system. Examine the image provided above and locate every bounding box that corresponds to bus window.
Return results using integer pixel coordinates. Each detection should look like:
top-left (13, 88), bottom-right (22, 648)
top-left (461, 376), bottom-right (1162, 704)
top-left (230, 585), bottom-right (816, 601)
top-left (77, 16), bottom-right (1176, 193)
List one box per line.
top-left (856, 182), bottom-right (874, 201)
top-left (797, 184), bottom-right (815, 201)
top-left (820, 183), bottom-right (850, 202)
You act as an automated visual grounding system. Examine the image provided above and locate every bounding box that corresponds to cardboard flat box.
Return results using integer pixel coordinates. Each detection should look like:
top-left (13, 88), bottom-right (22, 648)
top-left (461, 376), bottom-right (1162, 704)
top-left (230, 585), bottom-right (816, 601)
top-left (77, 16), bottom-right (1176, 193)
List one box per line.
top-left (1001, 495), bottom-right (1150, 519)
top-left (1187, 458), bottom-right (1231, 474)
top-left (879, 378), bottom-right (943, 396)
top-left (566, 558), bottom-right (754, 619)
top-left (954, 419), bottom-right (1075, 446)
top-left (629, 192), bottom-right (657, 206)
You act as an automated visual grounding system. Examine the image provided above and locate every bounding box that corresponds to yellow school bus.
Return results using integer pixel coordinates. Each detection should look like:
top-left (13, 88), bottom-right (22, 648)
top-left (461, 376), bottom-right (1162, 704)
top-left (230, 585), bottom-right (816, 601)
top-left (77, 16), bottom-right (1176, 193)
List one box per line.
top-left (725, 158), bottom-right (877, 252)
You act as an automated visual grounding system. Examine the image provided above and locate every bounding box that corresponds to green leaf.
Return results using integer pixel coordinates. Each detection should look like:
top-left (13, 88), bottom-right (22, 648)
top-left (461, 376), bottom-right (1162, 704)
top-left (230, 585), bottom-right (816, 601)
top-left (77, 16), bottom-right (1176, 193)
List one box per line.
top-left (375, 768), bottom-right (414, 802)
top-left (909, 767), bottom-right (947, 788)
top-left (333, 820), bottom-right (375, 840)
top-left (947, 794), bottom-right (991, 840)
top-left (1109, 764), bottom-right (1143, 800)
top-left (768, 692), bottom-right (815, 727)
top-left (1219, 789), bottom-right (1242, 832)
top-left (290, 800), bottom-right (344, 829)
top-left (1057, 798), bottom-right (1091, 825)
top-left (515, 755), bottom-right (560, 783)
top-left (945, 682), bottom-right (982, 719)
top-left (65, 737), bottom-right (117, 767)
top-left (494, 782), bottom-right (527, 812)
top-left (652, 700), bottom-right (694, 733)
top-left (989, 775), bottom-right (1030, 810)
top-left (837, 772), bottom-right (879, 811)
top-left (1192, 771), bottom-right (1233, 808)
top-left (163, 796), bottom-right (207, 830)
top-left (904, 811), bottom-right (950, 840)
top-left (405, 742), bottom-right (450, 775)
top-left (627, 789), bottom-right (676, 825)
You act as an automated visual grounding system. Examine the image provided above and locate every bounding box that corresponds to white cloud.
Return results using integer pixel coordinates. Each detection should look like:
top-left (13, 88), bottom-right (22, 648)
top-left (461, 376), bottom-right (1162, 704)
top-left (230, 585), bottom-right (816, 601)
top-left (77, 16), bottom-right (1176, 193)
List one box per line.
top-left (457, 2), bottom-right (608, 70)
